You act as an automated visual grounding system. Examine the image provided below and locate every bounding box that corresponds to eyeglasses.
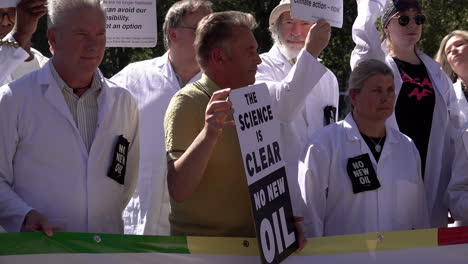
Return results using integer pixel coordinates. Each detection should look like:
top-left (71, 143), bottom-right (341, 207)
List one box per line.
top-left (0, 10), bottom-right (16, 24)
top-left (394, 14), bottom-right (426, 26)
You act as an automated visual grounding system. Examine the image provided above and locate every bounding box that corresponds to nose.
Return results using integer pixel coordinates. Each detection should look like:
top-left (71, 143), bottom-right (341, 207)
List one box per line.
top-left (255, 52), bottom-right (262, 65)
top-left (291, 22), bottom-right (301, 36)
top-left (0, 14), bottom-right (13, 26)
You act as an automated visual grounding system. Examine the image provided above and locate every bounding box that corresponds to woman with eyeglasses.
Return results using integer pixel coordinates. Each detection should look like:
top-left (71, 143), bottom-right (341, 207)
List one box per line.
top-left (436, 30), bottom-right (468, 101)
top-left (351, 0), bottom-right (468, 228)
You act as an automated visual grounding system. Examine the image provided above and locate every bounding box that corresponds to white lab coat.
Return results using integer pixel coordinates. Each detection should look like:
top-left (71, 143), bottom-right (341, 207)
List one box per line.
top-left (0, 61), bottom-right (139, 233)
top-left (0, 34), bottom-right (48, 86)
top-left (351, 0), bottom-right (468, 227)
top-left (256, 45), bottom-right (339, 211)
top-left (111, 52), bottom-right (201, 235)
top-left (448, 128), bottom-right (468, 223)
top-left (298, 114), bottom-right (430, 237)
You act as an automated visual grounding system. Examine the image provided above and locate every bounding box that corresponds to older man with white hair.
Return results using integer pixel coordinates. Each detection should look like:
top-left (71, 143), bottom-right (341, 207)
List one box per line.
top-left (0, 0), bottom-right (48, 86)
top-left (256, 0), bottom-right (339, 209)
top-left (0, 0), bottom-right (139, 235)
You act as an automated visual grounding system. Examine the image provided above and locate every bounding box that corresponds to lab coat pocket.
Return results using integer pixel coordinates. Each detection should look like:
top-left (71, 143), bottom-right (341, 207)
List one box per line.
top-left (395, 179), bottom-right (420, 231)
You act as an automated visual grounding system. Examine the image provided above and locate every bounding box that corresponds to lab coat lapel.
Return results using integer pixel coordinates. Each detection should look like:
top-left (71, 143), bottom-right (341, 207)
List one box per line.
top-left (96, 71), bottom-right (115, 132)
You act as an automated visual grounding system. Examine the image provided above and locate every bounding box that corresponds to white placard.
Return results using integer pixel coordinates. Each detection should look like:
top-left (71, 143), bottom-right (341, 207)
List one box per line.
top-left (291, 0), bottom-right (343, 28)
top-left (230, 84), bottom-right (285, 186)
top-left (102, 0), bottom-right (157, 47)
top-left (231, 84), bottom-right (296, 264)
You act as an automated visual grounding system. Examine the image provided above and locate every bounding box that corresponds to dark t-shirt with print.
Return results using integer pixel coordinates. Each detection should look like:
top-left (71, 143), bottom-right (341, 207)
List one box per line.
top-left (394, 58), bottom-right (435, 179)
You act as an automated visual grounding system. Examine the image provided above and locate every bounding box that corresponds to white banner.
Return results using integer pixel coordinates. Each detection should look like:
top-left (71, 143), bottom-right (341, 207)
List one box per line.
top-left (291, 0), bottom-right (343, 28)
top-left (102, 0), bottom-right (157, 47)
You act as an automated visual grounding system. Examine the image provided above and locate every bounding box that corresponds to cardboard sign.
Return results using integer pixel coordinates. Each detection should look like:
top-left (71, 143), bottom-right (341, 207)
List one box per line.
top-left (291, 0), bottom-right (343, 28)
top-left (230, 84), bottom-right (297, 264)
top-left (102, 0), bottom-right (157, 47)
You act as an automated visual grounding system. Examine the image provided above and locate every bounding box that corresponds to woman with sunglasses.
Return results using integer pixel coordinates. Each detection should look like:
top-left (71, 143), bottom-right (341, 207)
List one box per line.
top-left (436, 30), bottom-right (468, 101)
top-left (351, 0), bottom-right (468, 228)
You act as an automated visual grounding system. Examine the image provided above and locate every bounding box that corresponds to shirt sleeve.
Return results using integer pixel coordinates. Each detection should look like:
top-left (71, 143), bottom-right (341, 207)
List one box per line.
top-left (256, 50), bottom-right (328, 123)
top-left (350, 0), bottom-right (388, 69)
top-left (164, 92), bottom-right (204, 161)
top-left (448, 129), bottom-right (468, 222)
top-left (297, 141), bottom-right (330, 237)
top-left (409, 140), bottom-right (431, 229)
top-left (0, 34), bottom-right (30, 86)
top-left (0, 85), bottom-right (33, 232)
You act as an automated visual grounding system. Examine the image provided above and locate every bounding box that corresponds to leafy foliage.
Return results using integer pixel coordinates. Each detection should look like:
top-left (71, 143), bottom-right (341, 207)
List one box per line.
top-left (31, 0), bottom-right (467, 86)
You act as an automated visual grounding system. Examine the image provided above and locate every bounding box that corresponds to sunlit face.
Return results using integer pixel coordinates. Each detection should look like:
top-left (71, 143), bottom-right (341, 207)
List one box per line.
top-left (48, 7), bottom-right (106, 77)
top-left (445, 35), bottom-right (468, 78)
top-left (350, 74), bottom-right (395, 122)
top-left (385, 9), bottom-right (422, 48)
top-left (223, 26), bottom-right (262, 89)
top-left (174, 8), bottom-right (211, 63)
top-left (0, 7), bottom-right (15, 39)
top-left (276, 11), bottom-right (312, 60)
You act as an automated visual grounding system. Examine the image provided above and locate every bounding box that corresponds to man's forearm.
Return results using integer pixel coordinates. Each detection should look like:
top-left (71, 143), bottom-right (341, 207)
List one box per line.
top-left (168, 126), bottom-right (219, 203)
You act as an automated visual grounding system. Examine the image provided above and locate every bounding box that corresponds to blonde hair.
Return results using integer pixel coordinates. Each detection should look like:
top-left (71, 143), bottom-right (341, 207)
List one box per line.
top-left (435, 30), bottom-right (468, 82)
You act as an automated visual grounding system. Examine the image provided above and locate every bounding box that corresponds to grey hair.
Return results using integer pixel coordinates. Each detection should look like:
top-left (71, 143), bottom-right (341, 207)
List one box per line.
top-left (348, 59), bottom-right (394, 93)
top-left (269, 15), bottom-right (282, 45)
top-left (162, 0), bottom-right (213, 50)
top-left (47, 0), bottom-right (106, 28)
top-left (194, 11), bottom-right (257, 70)
top-left (435, 30), bottom-right (468, 82)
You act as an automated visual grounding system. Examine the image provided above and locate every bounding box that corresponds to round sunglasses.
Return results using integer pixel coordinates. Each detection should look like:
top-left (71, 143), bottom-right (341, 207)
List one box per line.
top-left (394, 14), bottom-right (426, 26)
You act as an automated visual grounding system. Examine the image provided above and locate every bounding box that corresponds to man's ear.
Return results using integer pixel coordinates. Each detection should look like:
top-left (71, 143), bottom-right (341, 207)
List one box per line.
top-left (47, 28), bottom-right (57, 51)
top-left (348, 89), bottom-right (359, 106)
top-left (168, 28), bottom-right (177, 44)
top-left (210, 47), bottom-right (226, 66)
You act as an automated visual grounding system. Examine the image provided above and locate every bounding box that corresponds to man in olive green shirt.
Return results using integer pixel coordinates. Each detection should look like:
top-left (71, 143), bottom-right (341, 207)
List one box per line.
top-left (164, 11), bottom-right (262, 237)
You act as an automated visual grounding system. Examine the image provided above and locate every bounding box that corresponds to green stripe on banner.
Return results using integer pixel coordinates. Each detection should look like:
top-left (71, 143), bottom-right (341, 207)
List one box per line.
top-left (1, 227), bottom-right (467, 256)
top-left (0, 232), bottom-right (189, 256)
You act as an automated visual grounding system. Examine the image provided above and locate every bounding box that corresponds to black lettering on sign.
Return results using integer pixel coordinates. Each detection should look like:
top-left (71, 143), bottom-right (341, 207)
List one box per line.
top-left (107, 135), bottom-right (129, 185)
top-left (245, 141), bottom-right (282, 177)
top-left (244, 92), bottom-right (258, 105)
top-left (238, 105), bottom-right (274, 131)
top-left (346, 154), bottom-right (380, 193)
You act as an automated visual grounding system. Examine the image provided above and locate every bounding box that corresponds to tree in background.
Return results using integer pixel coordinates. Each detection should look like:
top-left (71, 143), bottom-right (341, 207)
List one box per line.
top-left (31, 0), bottom-right (466, 97)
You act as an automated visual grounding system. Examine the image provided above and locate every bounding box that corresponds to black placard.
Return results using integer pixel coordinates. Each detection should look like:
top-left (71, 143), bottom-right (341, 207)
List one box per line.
top-left (346, 154), bottom-right (381, 193)
top-left (107, 135), bottom-right (129, 185)
top-left (249, 167), bottom-right (297, 264)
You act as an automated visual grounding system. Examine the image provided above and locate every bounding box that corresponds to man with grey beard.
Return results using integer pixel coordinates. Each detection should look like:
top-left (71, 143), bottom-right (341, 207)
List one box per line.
top-left (256, 0), bottom-right (339, 210)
